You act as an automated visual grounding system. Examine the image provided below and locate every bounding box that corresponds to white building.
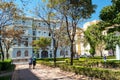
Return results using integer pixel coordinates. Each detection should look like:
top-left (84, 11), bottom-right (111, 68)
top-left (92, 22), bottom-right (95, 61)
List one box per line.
top-left (10, 16), bottom-right (71, 60)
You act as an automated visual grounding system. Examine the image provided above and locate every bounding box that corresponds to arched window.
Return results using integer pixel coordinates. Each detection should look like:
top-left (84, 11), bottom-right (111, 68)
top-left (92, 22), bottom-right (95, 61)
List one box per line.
top-left (17, 50), bottom-right (21, 57)
top-left (24, 50), bottom-right (28, 57)
top-left (60, 50), bottom-right (64, 56)
top-left (66, 51), bottom-right (68, 55)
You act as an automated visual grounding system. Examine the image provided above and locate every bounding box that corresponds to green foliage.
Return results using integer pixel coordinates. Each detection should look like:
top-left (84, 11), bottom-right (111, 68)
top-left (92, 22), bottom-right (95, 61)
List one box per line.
top-left (38, 59), bottom-right (120, 80)
top-left (100, 0), bottom-right (120, 32)
top-left (107, 26), bottom-right (120, 33)
top-left (105, 33), bottom-right (120, 50)
top-left (46, 0), bottom-right (96, 65)
top-left (65, 59), bottom-right (70, 63)
top-left (37, 57), bottom-right (68, 61)
top-left (0, 59), bottom-right (14, 71)
top-left (84, 24), bottom-right (104, 56)
top-left (100, 6), bottom-right (116, 22)
top-left (32, 37), bottom-right (51, 52)
top-left (89, 48), bottom-right (95, 56)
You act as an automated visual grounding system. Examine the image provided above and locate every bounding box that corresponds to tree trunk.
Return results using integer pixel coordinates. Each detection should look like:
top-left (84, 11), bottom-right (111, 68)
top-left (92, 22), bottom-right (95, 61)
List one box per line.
top-left (70, 42), bottom-right (74, 65)
top-left (53, 38), bottom-right (57, 67)
top-left (54, 46), bottom-right (57, 67)
top-left (100, 50), bottom-right (103, 57)
top-left (6, 49), bottom-right (9, 59)
top-left (0, 41), bottom-right (4, 61)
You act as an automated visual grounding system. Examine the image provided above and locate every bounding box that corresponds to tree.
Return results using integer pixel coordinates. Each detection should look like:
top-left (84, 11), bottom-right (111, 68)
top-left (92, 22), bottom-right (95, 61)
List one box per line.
top-left (33, 1), bottom-right (66, 66)
top-left (105, 33), bottom-right (120, 56)
top-left (55, 25), bottom-right (70, 58)
top-left (84, 24), bottom-right (105, 57)
top-left (1, 28), bottom-right (24, 59)
top-left (99, 0), bottom-right (120, 56)
top-left (99, 0), bottom-right (120, 32)
top-left (32, 37), bottom-right (51, 54)
top-left (48, 0), bottom-right (96, 65)
top-left (0, 1), bottom-right (18, 61)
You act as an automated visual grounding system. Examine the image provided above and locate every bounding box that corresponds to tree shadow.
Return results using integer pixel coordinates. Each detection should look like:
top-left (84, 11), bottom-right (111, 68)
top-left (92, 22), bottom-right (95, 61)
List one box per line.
top-left (12, 68), bottom-right (41, 80)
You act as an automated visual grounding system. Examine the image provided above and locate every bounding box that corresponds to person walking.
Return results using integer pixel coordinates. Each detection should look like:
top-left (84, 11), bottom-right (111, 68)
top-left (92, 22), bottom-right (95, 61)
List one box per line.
top-left (29, 57), bottom-right (33, 69)
top-left (103, 54), bottom-right (107, 62)
top-left (32, 56), bottom-right (36, 69)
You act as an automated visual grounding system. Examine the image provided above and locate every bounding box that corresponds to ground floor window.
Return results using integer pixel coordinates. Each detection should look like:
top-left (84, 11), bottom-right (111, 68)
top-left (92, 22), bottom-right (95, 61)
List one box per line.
top-left (17, 50), bottom-right (21, 57)
top-left (41, 51), bottom-right (48, 58)
top-left (24, 50), bottom-right (28, 57)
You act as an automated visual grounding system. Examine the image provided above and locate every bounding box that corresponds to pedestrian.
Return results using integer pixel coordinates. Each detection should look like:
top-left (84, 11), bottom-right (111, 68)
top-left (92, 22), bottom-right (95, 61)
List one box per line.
top-left (103, 54), bottom-right (107, 62)
top-left (32, 56), bottom-right (36, 69)
top-left (29, 57), bottom-right (32, 69)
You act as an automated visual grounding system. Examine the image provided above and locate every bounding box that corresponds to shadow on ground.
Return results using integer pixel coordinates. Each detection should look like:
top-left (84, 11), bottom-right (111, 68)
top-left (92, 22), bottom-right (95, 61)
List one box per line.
top-left (12, 68), bottom-right (41, 80)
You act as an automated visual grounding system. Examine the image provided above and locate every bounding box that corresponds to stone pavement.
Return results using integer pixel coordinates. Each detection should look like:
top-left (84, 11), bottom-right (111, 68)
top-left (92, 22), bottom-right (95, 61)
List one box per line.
top-left (11, 64), bottom-right (88, 80)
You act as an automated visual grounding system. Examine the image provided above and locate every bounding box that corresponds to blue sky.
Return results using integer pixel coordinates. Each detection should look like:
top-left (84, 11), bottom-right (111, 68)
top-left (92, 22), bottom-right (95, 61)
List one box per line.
top-left (15, 0), bottom-right (112, 27)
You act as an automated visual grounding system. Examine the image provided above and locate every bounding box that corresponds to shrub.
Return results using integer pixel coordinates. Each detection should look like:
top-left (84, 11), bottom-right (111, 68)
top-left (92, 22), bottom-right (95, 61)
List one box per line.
top-left (65, 59), bottom-right (70, 63)
top-left (0, 59), bottom-right (13, 71)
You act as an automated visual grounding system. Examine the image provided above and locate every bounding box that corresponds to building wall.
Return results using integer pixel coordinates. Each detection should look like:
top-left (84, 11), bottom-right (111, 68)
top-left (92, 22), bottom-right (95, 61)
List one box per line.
top-left (10, 16), bottom-right (71, 59)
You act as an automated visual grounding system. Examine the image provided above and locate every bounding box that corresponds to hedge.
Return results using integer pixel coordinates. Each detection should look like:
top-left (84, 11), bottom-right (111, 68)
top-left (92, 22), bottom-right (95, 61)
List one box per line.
top-left (38, 60), bottom-right (120, 80)
top-left (0, 59), bottom-right (13, 71)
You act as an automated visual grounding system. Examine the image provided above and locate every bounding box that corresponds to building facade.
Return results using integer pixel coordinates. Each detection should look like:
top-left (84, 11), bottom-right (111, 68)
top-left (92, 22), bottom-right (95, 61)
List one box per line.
top-left (10, 16), bottom-right (71, 60)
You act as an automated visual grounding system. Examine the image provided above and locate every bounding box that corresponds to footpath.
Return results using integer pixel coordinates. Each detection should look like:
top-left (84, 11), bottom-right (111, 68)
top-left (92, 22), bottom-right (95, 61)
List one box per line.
top-left (11, 64), bottom-right (88, 80)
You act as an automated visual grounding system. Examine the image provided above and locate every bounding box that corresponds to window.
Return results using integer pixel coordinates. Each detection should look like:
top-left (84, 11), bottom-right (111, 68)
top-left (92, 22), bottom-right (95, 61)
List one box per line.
top-left (17, 50), bottom-right (21, 57)
top-left (66, 51), bottom-right (68, 55)
top-left (22, 20), bottom-right (25, 24)
top-left (43, 23), bottom-right (46, 25)
top-left (33, 31), bottom-right (36, 35)
top-left (60, 50), bottom-right (64, 56)
top-left (39, 23), bottom-right (41, 26)
top-left (49, 33), bottom-right (51, 36)
top-left (24, 50), bottom-right (28, 57)
top-left (33, 37), bottom-right (36, 40)
top-left (24, 41), bottom-right (28, 47)
top-left (25, 38), bottom-right (28, 40)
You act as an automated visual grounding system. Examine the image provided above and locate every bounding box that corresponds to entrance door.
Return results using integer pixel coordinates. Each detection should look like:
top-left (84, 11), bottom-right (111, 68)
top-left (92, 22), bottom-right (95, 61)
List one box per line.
top-left (41, 51), bottom-right (48, 58)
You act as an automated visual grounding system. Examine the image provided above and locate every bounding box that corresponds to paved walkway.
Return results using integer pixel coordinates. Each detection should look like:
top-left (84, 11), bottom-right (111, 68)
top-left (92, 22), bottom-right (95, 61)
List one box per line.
top-left (11, 64), bottom-right (88, 80)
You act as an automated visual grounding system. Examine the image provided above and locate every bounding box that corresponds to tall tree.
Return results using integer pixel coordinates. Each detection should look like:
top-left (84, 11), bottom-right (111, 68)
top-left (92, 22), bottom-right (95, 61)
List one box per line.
top-left (33, 1), bottom-right (65, 66)
top-left (48, 0), bottom-right (96, 65)
top-left (99, 0), bottom-right (120, 55)
top-left (84, 24), bottom-right (105, 57)
top-left (105, 33), bottom-right (120, 56)
top-left (55, 25), bottom-right (70, 58)
top-left (99, 0), bottom-right (120, 32)
top-left (0, 1), bottom-right (18, 61)
top-left (1, 28), bottom-right (24, 59)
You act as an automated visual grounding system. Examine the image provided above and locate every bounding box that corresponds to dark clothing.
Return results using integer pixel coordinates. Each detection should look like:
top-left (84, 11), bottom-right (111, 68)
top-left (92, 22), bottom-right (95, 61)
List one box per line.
top-left (29, 58), bottom-right (32, 65)
top-left (32, 57), bottom-right (36, 66)
top-left (103, 55), bottom-right (107, 62)
top-left (33, 61), bottom-right (36, 66)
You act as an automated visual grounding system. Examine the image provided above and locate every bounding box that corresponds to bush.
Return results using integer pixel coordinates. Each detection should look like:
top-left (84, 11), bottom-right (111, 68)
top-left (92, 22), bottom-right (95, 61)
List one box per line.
top-left (65, 59), bottom-right (70, 63)
top-left (0, 59), bottom-right (13, 71)
top-left (38, 59), bottom-right (120, 80)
